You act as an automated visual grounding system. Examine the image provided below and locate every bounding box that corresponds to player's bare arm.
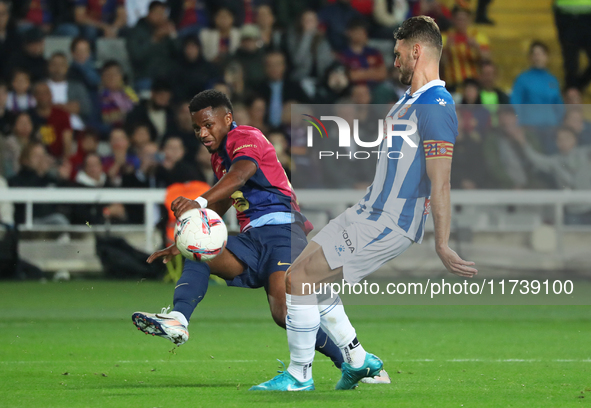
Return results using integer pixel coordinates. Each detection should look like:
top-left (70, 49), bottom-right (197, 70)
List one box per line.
top-left (171, 160), bottom-right (257, 219)
top-left (426, 157), bottom-right (477, 277)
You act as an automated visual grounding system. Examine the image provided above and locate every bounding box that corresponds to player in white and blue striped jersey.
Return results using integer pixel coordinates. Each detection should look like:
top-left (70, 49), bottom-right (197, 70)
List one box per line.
top-left (252, 16), bottom-right (478, 392)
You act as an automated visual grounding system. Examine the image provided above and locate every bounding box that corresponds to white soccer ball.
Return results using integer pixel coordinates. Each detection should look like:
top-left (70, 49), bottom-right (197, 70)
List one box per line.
top-left (175, 208), bottom-right (228, 262)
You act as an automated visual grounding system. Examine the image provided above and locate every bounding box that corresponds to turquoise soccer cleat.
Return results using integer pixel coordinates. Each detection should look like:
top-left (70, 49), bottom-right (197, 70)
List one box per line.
top-left (335, 353), bottom-right (384, 390)
top-left (249, 361), bottom-right (315, 391)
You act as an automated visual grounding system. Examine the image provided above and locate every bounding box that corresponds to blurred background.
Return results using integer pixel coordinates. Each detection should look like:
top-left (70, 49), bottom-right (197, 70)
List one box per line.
top-left (1, 0), bottom-right (590, 281)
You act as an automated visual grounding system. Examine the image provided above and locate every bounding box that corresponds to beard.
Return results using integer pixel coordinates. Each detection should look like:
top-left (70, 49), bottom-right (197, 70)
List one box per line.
top-left (399, 67), bottom-right (413, 86)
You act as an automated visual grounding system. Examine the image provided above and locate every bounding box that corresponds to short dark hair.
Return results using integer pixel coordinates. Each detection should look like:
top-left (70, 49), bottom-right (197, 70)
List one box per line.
top-left (101, 59), bottom-right (121, 73)
top-left (529, 40), bottom-right (549, 54)
top-left (347, 18), bottom-right (368, 31)
top-left (50, 51), bottom-right (68, 61)
top-left (148, 1), bottom-right (166, 12)
top-left (189, 89), bottom-right (233, 114)
top-left (394, 16), bottom-right (442, 54)
top-left (151, 77), bottom-right (171, 93)
top-left (70, 36), bottom-right (89, 53)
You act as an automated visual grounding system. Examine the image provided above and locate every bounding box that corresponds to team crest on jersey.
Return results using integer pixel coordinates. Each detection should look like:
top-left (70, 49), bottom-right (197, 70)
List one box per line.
top-left (436, 98), bottom-right (447, 106)
top-left (397, 104), bottom-right (410, 118)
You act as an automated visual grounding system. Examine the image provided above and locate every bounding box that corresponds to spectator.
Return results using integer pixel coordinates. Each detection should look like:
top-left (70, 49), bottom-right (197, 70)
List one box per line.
top-left (68, 128), bottom-right (99, 178)
top-left (129, 124), bottom-right (152, 154)
top-left (233, 24), bottom-right (266, 90)
top-left (20, 0), bottom-right (60, 34)
top-left (232, 102), bottom-right (251, 126)
top-left (479, 60), bottom-right (509, 105)
top-left (199, 7), bottom-right (240, 63)
top-left (68, 37), bottom-right (101, 96)
top-left (75, 152), bottom-right (110, 187)
top-left (0, 81), bottom-right (11, 135)
top-left (72, 152), bottom-right (128, 224)
top-left (6, 70), bottom-right (35, 113)
top-left (213, 81), bottom-right (232, 98)
top-left (260, 51), bottom-right (309, 127)
top-left (442, 6), bottom-right (490, 90)
top-left (563, 86), bottom-right (582, 105)
top-left (318, 0), bottom-right (362, 52)
top-left (169, 102), bottom-right (200, 164)
top-left (450, 112), bottom-right (488, 189)
top-left (102, 127), bottom-right (139, 186)
top-left (255, 4), bottom-right (281, 50)
top-left (125, 0), bottom-right (151, 28)
top-left (460, 78), bottom-right (491, 130)
top-left (168, 0), bottom-right (209, 37)
top-left (510, 41), bottom-right (564, 129)
top-left (29, 82), bottom-right (73, 161)
top-left (563, 107), bottom-right (591, 146)
top-left (268, 129), bottom-right (291, 179)
top-left (476, 0), bottom-right (494, 25)
top-left (155, 136), bottom-right (204, 187)
top-left (372, 0), bottom-right (408, 39)
top-left (275, 0), bottom-right (323, 29)
top-left (2, 112), bottom-right (35, 178)
top-left (284, 10), bottom-right (334, 82)
top-left (8, 27), bottom-right (48, 83)
top-left (223, 61), bottom-right (247, 101)
top-left (127, 0), bottom-right (178, 91)
top-left (8, 141), bottom-right (70, 225)
top-left (122, 141), bottom-right (159, 189)
top-left (171, 35), bottom-right (217, 102)
top-left (74, 0), bottom-right (126, 41)
top-left (121, 141), bottom-right (159, 224)
top-left (47, 52), bottom-right (92, 127)
top-left (314, 61), bottom-right (351, 104)
top-left (126, 79), bottom-right (175, 145)
top-left (0, 0), bottom-right (23, 83)
top-left (246, 95), bottom-right (269, 135)
top-left (99, 60), bottom-right (138, 129)
top-left (482, 106), bottom-right (545, 189)
top-left (339, 19), bottom-right (387, 87)
top-left (511, 126), bottom-right (591, 223)
top-left (410, 0), bottom-right (452, 32)
top-left (554, 0), bottom-right (591, 89)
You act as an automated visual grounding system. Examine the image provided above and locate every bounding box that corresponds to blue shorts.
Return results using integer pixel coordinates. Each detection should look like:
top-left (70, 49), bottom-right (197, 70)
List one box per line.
top-left (224, 223), bottom-right (308, 289)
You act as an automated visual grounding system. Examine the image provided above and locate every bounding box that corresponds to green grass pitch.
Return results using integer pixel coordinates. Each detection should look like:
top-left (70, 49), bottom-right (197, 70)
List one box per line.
top-left (0, 280), bottom-right (590, 407)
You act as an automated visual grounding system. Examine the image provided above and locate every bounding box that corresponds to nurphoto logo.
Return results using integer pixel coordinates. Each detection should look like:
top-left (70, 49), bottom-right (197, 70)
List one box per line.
top-left (303, 115), bottom-right (418, 160)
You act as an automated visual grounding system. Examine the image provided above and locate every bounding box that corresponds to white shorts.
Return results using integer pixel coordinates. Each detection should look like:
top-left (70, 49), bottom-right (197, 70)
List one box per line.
top-left (312, 207), bottom-right (413, 284)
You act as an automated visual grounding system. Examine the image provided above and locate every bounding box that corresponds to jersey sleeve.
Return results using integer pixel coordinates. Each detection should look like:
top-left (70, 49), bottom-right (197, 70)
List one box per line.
top-left (417, 96), bottom-right (458, 160)
top-left (226, 129), bottom-right (265, 167)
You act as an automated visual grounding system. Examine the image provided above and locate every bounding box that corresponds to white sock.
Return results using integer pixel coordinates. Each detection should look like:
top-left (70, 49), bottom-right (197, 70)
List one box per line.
top-left (168, 311), bottom-right (189, 327)
top-left (286, 293), bottom-right (319, 382)
top-left (318, 296), bottom-right (366, 368)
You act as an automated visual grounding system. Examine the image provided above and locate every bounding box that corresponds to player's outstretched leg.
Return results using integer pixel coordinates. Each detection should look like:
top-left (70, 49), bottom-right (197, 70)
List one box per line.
top-left (132, 260), bottom-right (210, 346)
top-left (249, 291), bottom-right (319, 391)
top-left (318, 295), bottom-right (383, 389)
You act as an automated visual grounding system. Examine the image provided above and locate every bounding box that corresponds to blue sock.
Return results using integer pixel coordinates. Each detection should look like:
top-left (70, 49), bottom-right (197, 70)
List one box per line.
top-left (315, 328), bottom-right (344, 369)
top-left (173, 260), bottom-right (210, 323)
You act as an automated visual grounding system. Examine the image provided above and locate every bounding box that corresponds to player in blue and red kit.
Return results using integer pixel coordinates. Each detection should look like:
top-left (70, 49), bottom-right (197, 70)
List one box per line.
top-left (132, 90), bottom-right (372, 379)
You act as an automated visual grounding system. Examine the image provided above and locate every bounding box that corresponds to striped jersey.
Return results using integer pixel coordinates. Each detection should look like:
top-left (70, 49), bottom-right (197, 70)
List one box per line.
top-left (354, 79), bottom-right (458, 243)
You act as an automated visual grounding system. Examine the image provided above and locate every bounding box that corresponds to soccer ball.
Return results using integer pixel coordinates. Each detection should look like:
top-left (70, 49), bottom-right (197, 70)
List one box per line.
top-left (175, 208), bottom-right (228, 262)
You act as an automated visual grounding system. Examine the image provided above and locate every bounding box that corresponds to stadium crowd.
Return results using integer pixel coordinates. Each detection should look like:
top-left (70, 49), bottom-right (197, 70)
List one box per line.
top-left (0, 0), bottom-right (591, 228)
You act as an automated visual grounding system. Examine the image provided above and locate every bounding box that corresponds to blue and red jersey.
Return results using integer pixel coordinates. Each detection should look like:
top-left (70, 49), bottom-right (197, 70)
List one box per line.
top-left (339, 46), bottom-right (385, 87)
top-left (211, 123), bottom-right (312, 234)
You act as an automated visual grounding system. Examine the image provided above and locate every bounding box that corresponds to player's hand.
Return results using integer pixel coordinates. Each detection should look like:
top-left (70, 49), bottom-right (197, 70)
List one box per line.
top-left (436, 246), bottom-right (478, 278)
top-left (147, 244), bottom-right (181, 264)
top-left (171, 196), bottom-right (200, 219)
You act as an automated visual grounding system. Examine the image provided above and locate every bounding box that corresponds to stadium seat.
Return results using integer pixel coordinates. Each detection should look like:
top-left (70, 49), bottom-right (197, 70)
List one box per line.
top-left (95, 38), bottom-right (134, 83)
top-left (44, 36), bottom-right (73, 61)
